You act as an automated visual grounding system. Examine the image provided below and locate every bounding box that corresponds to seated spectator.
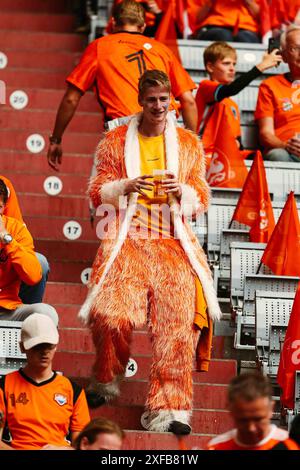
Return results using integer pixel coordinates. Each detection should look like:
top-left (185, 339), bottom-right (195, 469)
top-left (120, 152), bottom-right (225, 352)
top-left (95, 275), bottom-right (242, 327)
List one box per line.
top-left (74, 418), bottom-right (124, 450)
top-left (271, 0), bottom-right (300, 38)
top-left (0, 314), bottom-right (90, 450)
top-left (255, 25), bottom-right (300, 162)
top-left (207, 372), bottom-right (299, 450)
top-left (0, 179), bottom-right (57, 323)
top-left (196, 42), bottom-right (282, 155)
top-left (1, 175), bottom-right (50, 304)
top-left (192, 0), bottom-right (262, 43)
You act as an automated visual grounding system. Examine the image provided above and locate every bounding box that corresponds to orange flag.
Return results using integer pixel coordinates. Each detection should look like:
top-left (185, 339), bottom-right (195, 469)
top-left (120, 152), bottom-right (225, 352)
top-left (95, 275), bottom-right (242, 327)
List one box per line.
top-left (261, 192), bottom-right (300, 276)
top-left (155, 0), bottom-right (181, 63)
top-left (277, 283), bottom-right (300, 409)
top-left (230, 151), bottom-right (275, 242)
top-left (205, 102), bottom-right (248, 188)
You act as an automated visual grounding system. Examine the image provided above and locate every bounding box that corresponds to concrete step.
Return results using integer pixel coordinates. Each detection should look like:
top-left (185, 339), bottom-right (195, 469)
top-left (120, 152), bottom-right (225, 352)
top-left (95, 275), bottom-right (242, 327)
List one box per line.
top-left (4, 87), bottom-right (99, 112)
top-left (123, 430), bottom-right (212, 450)
top-left (0, 108), bottom-right (102, 133)
top-left (0, 130), bottom-right (100, 154)
top-left (0, 0), bottom-right (71, 12)
top-left (0, 30), bottom-right (85, 51)
top-left (0, 151), bottom-right (94, 175)
top-left (4, 172), bottom-right (90, 197)
top-left (90, 406), bottom-right (232, 435)
top-left (0, 12), bottom-right (75, 32)
top-left (54, 350), bottom-right (236, 383)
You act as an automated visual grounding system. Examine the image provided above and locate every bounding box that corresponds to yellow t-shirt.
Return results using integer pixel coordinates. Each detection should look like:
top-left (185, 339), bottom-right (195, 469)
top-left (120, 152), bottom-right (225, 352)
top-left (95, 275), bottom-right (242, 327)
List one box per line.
top-left (130, 133), bottom-right (174, 238)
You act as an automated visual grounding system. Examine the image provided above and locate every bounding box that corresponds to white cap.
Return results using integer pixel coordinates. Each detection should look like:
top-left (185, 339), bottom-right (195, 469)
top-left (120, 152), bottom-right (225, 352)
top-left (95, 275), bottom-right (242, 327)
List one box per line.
top-left (21, 314), bottom-right (59, 350)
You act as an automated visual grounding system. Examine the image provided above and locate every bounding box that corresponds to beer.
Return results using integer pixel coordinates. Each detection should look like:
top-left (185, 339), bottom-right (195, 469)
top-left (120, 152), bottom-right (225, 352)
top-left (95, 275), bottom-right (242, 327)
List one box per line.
top-left (153, 169), bottom-right (168, 198)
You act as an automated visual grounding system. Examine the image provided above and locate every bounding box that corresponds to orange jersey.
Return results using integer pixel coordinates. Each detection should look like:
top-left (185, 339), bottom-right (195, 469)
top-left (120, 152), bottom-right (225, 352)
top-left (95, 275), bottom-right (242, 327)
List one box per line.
top-left (255, 74), bottom-right (300, 143)
top-left (0, 215), bottom-right (42, 310)
top-left (66, 32), bottom-right (196, 120)
top-left (207, 425), bottom-right (299, 450)
top-left (270, 0), bottom-right (300, 29)
top-left (1, 175), bottom-right (23, 223)
top-left (194, 0), bottom-right (261, 33)
top-left (196, 79), bottom-right (241, 151)
top-left (0, 370), bottom-right (90, 450)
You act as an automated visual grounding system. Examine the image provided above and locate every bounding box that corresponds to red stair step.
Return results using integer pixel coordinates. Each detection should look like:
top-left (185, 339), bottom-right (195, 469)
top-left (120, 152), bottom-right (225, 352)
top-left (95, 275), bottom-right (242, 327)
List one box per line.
top-left (4, 173), bottom-right (90, 197)
top-left (91, 406), bottom-right (232, 435)
top-left (1, 68), bottom-right (71, 89)
top-left (3, 50), bottom-right (78, 72)
top-left (0, 151), bottom-right (94, 175)
top-left (0, 31), bottom-right (85, 51)
top-left (44, 282), bottom-right (87, 305)
top-left (1, 0), bottom-right (71, 12)
top-left (57, 328), bottom-right (227, 360)
top-left (54, 351), bottom-right (236, 383)
top-left (35, 239), bottom-right (98, 263)
top-left (52, 305), bottom-right (83, 328)
top-left (0, 108), bottom-right (101, 133)
top-left (48, 260), bottom-right (92, 283)
top-left (0, 130), bottom-right (100, 154)
top-left (112, 381), bottom-right (227, 410)
top-left (18, 193), bottom-right (90, 218)
top-left (5, 87), bottom-right (99, 112)
top-left (0, 13), bottom-right (75, 32)
top-left (123, 430), bottom-right (212, 450)
top-left (25, 216), bottom-right (97, 241)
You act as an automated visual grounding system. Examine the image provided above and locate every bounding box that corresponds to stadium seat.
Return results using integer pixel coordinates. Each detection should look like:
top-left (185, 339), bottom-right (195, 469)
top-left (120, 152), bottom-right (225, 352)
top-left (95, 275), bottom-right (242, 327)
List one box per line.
top-left (255, 291), bottom-right (295, 377)
top-left (235, 274), bottom-right (299, 350)
top-left (0, 321), bottom-right (26, 375)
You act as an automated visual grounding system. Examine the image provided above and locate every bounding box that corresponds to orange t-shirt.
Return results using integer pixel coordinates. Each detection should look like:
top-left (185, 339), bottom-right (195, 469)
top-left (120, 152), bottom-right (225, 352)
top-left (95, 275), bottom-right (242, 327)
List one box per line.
top-left (255, 74), bottom-right (300, 143)
top-left (0, 215), bottom-right (42, 310)
top-left (66, 32), bottom-right (196, 120)
top-left (207, 425), bottom-right (299, 450)
top-left (194, 0), bottom-right (260, 33)
top-left (196, 79), bottom-right (241, 150)
top-left (0, 370), bottom-right (90, 450)
top-left (1, 175), bottom-right (23, 223)
top-left (270, 0), bottom-right (300, 29)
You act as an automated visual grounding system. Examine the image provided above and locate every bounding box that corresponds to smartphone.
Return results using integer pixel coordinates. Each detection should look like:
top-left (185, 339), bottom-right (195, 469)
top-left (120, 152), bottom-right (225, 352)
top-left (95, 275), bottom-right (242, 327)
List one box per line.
top-left (268, 37), bottom-right (281, 54)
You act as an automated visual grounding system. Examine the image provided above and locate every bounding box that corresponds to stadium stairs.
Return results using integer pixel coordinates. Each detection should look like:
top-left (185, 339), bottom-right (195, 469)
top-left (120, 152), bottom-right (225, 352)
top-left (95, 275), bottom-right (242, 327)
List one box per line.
top-left (0, 0), bottom-right (237, 449)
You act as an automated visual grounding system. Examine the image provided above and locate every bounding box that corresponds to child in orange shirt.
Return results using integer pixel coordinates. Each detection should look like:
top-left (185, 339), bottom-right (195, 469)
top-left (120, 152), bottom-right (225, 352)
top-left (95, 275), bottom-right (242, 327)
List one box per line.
top-left (196, 42), bottom-right (282, 156)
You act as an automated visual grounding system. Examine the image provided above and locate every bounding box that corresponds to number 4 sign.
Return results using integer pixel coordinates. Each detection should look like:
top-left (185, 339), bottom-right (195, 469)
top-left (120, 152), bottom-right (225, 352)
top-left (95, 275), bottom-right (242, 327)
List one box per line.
top-left (125, 358), bottom-right (138, 378)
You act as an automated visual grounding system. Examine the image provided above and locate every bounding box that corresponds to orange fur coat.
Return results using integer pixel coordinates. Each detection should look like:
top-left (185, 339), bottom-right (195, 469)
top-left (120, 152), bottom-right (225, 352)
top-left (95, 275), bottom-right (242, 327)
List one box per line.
top-left (79, 113), bottom-right (222, 362)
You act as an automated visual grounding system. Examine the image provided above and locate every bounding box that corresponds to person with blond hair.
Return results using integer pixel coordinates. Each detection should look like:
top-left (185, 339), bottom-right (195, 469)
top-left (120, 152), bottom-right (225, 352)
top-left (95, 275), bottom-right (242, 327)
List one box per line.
top-left (79, 69), bottom-right (221, 435)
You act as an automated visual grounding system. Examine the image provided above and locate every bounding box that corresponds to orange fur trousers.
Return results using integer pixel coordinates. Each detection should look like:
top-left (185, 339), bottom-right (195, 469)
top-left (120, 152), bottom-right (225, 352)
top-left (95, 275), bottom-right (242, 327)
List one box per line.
top-left (90, 237), bottom-right (199, 411)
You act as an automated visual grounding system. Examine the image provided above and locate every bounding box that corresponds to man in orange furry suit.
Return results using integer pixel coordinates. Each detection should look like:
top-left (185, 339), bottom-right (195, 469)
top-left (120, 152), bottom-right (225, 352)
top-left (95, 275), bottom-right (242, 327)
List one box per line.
top-left (79, 70), bottom-right (222, 434)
